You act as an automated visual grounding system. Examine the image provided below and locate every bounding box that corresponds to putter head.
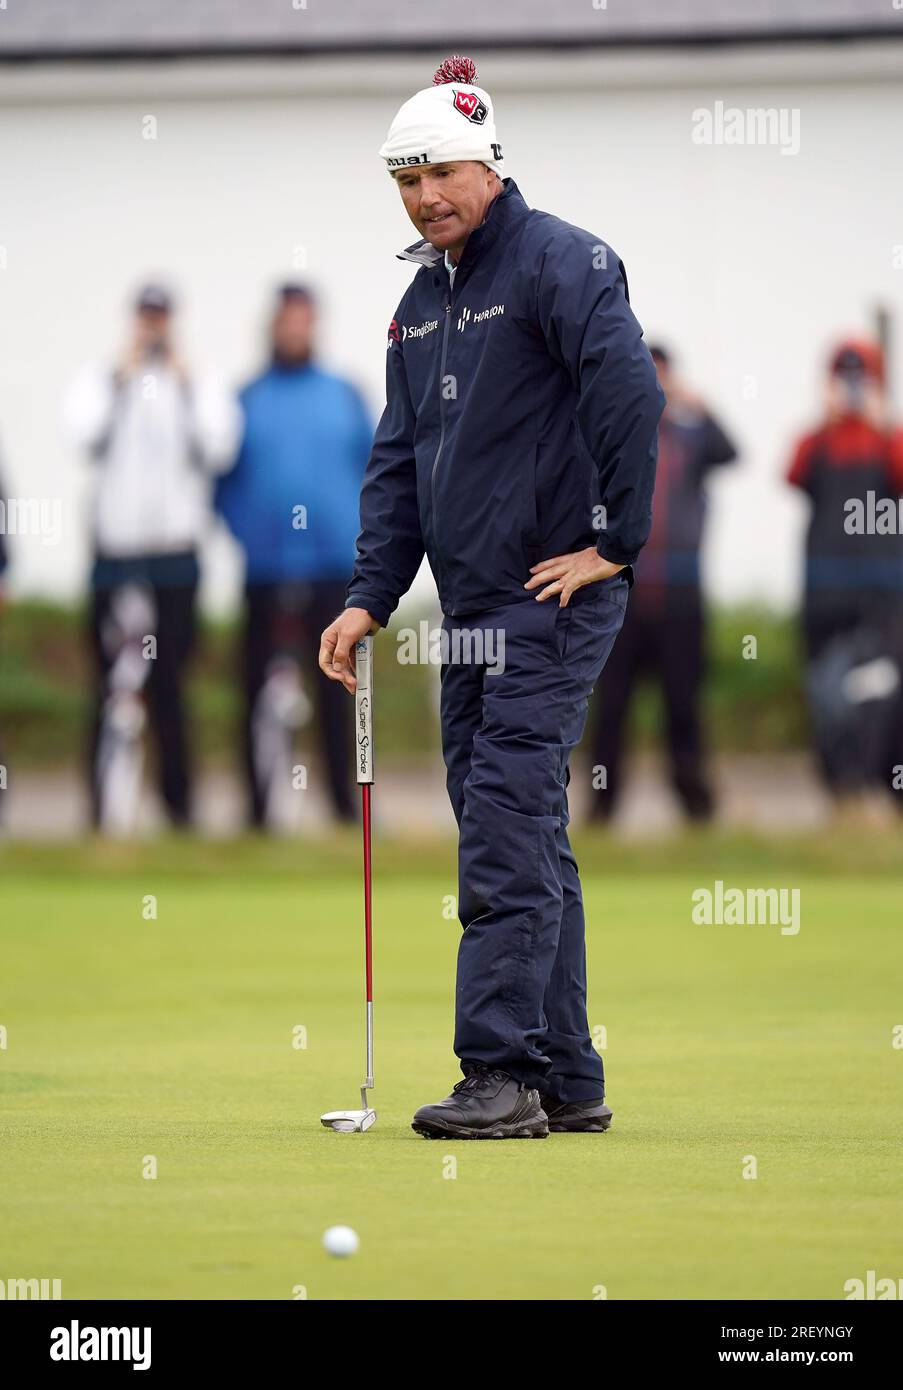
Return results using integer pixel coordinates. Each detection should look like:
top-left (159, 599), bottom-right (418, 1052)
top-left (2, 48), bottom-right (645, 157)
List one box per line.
top-left (320, 1108), bottom-right (377, 1133)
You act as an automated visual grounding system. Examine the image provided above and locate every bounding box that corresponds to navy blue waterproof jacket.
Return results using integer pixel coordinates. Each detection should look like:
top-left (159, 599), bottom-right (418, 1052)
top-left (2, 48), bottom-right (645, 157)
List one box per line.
top-left (346, 178), bottom-right (664, 627)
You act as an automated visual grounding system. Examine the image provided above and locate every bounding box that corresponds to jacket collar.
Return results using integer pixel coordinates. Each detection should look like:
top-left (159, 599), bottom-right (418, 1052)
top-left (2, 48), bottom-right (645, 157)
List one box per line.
top-left (396, 178), bottom-right (529, 272)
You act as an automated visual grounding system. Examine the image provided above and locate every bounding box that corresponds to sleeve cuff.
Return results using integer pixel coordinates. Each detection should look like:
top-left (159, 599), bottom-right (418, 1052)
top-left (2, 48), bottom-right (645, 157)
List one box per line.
top-left (345, 592), bottom-right (391, 630)
top-left (596, 539), bottom-right (638, 568)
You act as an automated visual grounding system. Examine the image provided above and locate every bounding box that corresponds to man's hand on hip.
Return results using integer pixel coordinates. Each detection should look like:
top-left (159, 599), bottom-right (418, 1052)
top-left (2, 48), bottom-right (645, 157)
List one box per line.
top-left (319, 607), bottom-right (380, 693)
top-left (525, 547), bottom-right (625, 607)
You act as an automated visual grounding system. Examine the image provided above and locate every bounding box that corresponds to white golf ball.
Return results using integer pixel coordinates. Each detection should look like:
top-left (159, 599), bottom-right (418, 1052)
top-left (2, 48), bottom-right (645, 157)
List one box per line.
top-left (322, 1225), bottom-right (360, 1258)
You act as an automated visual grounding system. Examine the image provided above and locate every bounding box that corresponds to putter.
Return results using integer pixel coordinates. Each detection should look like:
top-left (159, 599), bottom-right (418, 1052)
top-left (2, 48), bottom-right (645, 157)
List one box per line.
top-left (320, 635), bottom-right (377, 1134)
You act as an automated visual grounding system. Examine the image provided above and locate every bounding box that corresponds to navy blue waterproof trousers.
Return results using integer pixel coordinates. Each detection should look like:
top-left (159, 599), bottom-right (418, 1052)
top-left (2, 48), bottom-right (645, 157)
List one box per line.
top-left (439, 575), bottom-right (628, 1102)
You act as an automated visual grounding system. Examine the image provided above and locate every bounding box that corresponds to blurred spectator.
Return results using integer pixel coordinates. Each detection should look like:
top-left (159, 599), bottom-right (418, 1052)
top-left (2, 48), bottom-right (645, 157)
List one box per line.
top-left (0, 467), bottom-right (7, 589)
top-left (787, 339), bottom-right (903, 811)
top-left (216, 284), bottom-right (371, 827)
top-left (0, 459), bottom-right (7, 829)
top-left (63, 283), bottom-right (240, 829)
top-left (589, 344), bottom-right (738, 823)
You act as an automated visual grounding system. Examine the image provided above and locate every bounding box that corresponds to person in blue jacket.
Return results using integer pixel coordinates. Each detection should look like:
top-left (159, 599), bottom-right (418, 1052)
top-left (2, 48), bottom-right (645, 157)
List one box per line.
top-left (218, 284), bottom-right (371, 826)
top-left (319, 57), bottom-right (664, 1138)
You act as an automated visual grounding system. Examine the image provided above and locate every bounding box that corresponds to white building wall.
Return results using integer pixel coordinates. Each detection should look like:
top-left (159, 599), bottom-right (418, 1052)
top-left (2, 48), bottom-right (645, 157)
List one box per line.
top-left (0, 46), bottom-right (900, 613)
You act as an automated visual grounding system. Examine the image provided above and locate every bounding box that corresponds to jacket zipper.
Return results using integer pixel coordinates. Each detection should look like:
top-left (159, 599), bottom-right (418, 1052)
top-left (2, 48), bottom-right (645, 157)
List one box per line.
top-left (429, 288), bottom-right (454, 602)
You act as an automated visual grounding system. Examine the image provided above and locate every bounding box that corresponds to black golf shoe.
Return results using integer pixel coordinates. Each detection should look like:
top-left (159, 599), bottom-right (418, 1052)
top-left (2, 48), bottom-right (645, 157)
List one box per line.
top-left (412, 1066), bottom-right (549, 1140)
top-left (540, 1094), bottom-right (613, 1133)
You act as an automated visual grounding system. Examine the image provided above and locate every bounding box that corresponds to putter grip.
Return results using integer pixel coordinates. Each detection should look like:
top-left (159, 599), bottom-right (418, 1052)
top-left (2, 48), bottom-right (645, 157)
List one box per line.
top-left (354, 635), bottom-right (374, 785)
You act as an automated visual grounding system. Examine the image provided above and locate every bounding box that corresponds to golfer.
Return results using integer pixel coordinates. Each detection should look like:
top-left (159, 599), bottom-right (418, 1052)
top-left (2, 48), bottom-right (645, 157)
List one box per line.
top-left (319, 56), bottom-right (663, 1139)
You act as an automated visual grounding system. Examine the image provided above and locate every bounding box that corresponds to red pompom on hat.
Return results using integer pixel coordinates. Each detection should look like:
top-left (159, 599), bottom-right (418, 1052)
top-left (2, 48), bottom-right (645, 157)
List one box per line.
top-left (433, 55), bottom-right (478, 86)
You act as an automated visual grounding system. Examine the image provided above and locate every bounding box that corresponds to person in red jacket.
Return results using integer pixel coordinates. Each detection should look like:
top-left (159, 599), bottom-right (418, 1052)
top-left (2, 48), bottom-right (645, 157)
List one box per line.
top-left (787, 338), bottom-right (903, 807)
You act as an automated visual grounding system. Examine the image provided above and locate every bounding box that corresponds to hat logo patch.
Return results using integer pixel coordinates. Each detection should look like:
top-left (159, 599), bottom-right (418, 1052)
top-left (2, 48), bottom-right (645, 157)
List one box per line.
top-left (453, 90), bottom-right (487, 125)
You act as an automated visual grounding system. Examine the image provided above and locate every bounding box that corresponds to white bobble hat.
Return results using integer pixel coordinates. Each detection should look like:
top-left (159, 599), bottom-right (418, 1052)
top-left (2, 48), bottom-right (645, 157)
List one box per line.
top-left (379, 55), bottom-right (503, 177)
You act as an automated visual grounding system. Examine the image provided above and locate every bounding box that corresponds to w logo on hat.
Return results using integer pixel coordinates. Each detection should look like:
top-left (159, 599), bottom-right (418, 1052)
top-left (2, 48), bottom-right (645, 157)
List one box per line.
top-left (453, 90), bottom-right (487, 125)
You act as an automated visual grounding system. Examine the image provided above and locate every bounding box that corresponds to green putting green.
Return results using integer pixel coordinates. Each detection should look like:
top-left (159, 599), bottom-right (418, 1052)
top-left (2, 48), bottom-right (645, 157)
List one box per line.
top-left (1, 839), bottom-right (901, 1300)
